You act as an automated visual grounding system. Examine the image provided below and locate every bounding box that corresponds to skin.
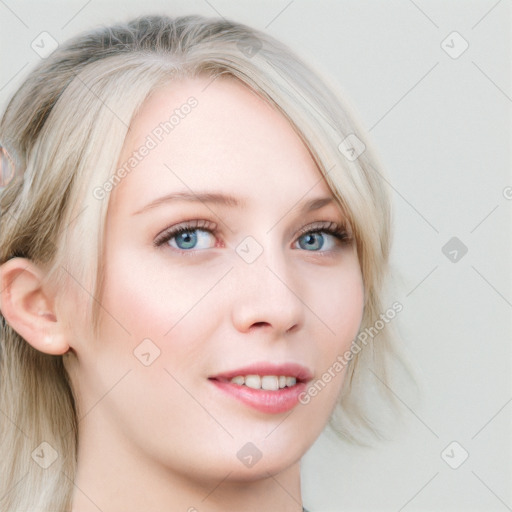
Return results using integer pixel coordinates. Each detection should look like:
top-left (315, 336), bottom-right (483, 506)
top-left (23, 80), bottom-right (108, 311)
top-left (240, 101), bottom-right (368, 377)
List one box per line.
top-left (0, 76), bottom-right (364, 512)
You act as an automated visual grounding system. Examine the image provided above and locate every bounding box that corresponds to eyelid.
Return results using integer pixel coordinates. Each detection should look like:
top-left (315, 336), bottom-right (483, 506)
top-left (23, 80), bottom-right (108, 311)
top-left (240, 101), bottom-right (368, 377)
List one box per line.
top-left (153, 218), bottom-right (352, 252)
top-left (295, 220), bottom-right (349, 238)
top-left (153, 219), bottom-right (218, 247)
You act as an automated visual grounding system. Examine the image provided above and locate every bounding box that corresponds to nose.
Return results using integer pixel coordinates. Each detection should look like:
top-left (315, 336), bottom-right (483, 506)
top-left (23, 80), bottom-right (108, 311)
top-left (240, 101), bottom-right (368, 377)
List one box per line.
top-left (230, 241), bottom-right (305, 336)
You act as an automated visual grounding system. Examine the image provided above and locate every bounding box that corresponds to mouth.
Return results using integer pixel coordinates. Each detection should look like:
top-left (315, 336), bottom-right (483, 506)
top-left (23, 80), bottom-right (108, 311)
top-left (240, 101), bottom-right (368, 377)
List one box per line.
top-left (208, 362), bottom-right (312, 414)
top-left (210, 374), bottom-right (306, 390)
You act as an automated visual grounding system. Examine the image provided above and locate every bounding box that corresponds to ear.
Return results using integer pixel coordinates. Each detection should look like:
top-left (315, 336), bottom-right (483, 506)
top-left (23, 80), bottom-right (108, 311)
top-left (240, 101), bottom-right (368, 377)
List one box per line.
top-left (0, 257), bottom-right (70, 355)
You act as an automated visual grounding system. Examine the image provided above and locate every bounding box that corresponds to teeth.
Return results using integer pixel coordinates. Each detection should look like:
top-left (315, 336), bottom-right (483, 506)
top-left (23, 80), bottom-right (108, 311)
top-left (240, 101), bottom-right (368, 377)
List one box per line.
top-left (229, 375), bottom-right (297, 390)
top-left (244, 375), bottom-right (261, 389)
top-left (286, 376), bottom-right (296, 387)
top-left (261, 376), bottom-right (279, 391)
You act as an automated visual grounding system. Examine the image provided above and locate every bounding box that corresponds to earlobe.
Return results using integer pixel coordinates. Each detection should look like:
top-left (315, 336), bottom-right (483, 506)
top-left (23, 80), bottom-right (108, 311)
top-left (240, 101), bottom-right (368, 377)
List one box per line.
top-left (0, 257), bottom-right (70, 355)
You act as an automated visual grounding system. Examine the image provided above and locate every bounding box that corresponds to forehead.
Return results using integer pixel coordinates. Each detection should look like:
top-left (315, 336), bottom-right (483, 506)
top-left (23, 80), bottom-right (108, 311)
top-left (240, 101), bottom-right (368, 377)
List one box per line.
top-left (110, 76), bottom-right (336, 214)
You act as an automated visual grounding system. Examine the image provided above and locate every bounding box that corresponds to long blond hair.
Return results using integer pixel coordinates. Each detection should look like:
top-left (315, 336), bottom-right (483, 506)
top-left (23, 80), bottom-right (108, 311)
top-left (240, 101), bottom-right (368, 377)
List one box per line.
top-left (0, 14), bottom-right (413, 511)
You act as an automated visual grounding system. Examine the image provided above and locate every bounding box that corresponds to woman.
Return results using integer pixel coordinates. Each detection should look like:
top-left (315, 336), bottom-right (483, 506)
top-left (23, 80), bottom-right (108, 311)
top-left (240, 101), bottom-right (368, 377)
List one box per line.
top-left (0, 14), bottom-right (409, 511)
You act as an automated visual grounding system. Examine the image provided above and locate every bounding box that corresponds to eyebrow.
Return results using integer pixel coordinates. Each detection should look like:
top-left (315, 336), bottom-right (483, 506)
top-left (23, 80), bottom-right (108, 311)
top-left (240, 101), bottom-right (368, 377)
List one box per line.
top-left (132, 191), bottom-right (335, 215)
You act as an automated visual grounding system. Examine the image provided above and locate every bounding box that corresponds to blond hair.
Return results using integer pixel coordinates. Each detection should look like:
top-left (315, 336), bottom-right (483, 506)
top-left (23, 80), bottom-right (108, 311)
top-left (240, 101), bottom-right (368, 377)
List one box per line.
top-left (0, 14), bottom-right (412, 511)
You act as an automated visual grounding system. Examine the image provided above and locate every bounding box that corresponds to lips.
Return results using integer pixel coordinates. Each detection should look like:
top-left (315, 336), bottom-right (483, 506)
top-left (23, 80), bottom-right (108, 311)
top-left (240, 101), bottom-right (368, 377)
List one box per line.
top-left (208, 362), bottom-right (313, 414)
top-left (208, 362), bottom-right (313, 383)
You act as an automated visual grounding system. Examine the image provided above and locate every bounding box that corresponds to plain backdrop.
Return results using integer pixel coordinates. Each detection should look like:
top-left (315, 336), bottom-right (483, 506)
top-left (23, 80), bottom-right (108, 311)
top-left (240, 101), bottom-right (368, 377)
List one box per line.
top-left (1, 1), bottom-right (511, 511)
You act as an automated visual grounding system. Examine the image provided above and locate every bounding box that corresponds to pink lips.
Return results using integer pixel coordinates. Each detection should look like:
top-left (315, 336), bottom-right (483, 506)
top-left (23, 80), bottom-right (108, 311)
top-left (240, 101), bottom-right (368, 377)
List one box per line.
top-left (210, 362), bottom-right (313, 382)
top-left (208, 362), bottom-right (313, 414)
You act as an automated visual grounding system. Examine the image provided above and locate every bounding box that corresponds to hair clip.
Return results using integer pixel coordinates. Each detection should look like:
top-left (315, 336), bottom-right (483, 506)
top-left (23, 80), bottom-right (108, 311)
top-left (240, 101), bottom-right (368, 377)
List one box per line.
top-left (0, 144), bottom-right (16, 189)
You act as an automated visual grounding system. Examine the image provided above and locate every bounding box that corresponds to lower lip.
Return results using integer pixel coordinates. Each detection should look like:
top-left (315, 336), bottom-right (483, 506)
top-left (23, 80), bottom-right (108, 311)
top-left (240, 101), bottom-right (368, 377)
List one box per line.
top-left (209, 379), bottom-right (307, 414)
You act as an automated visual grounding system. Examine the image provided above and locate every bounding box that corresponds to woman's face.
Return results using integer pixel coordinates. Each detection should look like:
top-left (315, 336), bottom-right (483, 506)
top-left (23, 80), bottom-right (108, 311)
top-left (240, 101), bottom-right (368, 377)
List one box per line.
top-left (68, 76), bottom-right (364, 483)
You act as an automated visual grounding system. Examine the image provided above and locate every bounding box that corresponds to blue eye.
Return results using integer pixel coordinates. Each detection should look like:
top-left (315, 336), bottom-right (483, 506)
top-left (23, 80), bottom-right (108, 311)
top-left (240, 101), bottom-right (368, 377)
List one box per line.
top-left (154, 220), bottom-right (218, 251)
top-left (166, 228), bottom-right (215, 250)
top-left (154, 219), bottom-right (351, 254)
top-left (298, 232), bottom-right (331, 251)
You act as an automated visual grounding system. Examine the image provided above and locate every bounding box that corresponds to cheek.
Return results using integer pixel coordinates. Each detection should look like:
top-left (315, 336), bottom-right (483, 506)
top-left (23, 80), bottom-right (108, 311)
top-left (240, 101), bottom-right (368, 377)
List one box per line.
top-left (96, 246), bottom-right (232, 389)
top-left (100, 245), bottom-right (226, 340)
top-left (304, 262), bottom-right (364, 404)
top-left (313, 261), bottom-right (365, 347)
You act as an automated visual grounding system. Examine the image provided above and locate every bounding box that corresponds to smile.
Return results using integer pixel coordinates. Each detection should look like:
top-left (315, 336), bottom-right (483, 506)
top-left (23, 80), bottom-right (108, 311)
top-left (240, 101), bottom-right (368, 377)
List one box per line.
top-left (224, 375), bottom-right (297, 390)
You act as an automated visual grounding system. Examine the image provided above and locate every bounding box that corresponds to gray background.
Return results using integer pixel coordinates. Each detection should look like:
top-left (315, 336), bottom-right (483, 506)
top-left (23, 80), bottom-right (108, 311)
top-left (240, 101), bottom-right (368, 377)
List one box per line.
top-left (1, 1), bottom-right (511, 510)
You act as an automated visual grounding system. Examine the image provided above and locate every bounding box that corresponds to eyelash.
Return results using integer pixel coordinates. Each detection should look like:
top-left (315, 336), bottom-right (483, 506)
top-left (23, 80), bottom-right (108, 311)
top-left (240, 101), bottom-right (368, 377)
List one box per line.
top-left (153, 219), bottom-right (352, 256)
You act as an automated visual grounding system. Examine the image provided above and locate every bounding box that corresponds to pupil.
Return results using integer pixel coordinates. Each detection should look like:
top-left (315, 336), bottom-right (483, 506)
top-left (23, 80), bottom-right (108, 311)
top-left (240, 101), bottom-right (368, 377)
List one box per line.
top-left (300, 233), bottom-right (323, 250)
top-left (179, 231), bottom-right (195, 248)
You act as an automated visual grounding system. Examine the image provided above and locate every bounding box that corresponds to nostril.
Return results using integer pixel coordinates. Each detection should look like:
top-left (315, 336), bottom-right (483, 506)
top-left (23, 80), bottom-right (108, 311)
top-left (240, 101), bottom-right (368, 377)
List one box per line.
top-left (248, 322), bottom-right (271, 331)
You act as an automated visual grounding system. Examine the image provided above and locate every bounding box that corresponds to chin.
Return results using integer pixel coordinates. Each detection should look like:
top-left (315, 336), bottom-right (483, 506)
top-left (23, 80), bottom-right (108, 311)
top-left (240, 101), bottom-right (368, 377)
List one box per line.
top-left (184, 444), bottom-right (303, 484)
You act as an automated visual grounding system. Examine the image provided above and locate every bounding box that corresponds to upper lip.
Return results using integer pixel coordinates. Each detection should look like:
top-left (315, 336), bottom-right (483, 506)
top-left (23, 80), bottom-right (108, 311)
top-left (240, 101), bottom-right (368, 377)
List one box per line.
top-left (209, 362), bottom-right (313, 382)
